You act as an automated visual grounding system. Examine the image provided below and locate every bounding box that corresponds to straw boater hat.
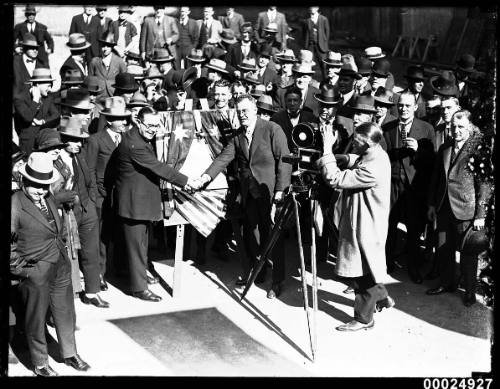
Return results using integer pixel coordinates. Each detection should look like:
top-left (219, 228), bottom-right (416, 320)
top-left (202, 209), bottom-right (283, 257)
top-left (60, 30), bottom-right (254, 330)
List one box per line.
top-left (313, 83), bottom-right (341, 105)
top-left (238, 57), bottom-right (258, 72)
top-left (83, 76), bottom-right (104, 94)
top-left (275, 49), bottom-right (298, 64)
top-left (250, 84), bottom-right (267, 98)
top-left (404, 65), bottom-right (426, 81)
top-left (364, 46), bottom-right (386, 60)
top-left (373, 87), bottom-right (395, 106)
top-left (430, 70), bottom-right (459, 97)
top-left (323, 51), bottom-right (342, 67)
top-left (186, 48), bottom-right (206, 63)
top-left (66, 33), bottom-right (91, 51)
top-left (126, 91), bottom-right (150, 108)
top-left (205, 58), bottom-right (230, 74)
top-left (19, 152), bottom-right (58, 184)
top-left (60, 88), bottom-right (95, 110)
top-left (20, 33), bottom-right (39, 48)
top-left (257, 94), bottom-right (278, 113)
top-left (58, 116), bottom-right (89, 139)
top-left (456, 54), bottom-right (476, 73)
top-left (349, 95), bottom-right (378, 114)
top-left (149, 48), bottom-right (175, 63)
top-left (35, 128), bottom-right (68, 152)
top-left (26, 68), bottom-right (55, 84)
top-left (112, 73), bottom-right (139, 92)
top-left (220, 29), bottom-right (237, 44)
top-left (99, 96), bottom-right (131, 117)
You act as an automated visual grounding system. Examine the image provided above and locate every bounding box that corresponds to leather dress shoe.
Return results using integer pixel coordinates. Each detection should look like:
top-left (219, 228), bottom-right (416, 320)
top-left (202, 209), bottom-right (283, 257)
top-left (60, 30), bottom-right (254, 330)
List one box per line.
top-left (132, 289), bottom-right (162, 302)
top-left (267, 283), bottom-right (282, 299)
top-left (463, 291), bottom-right (477, 307)
top-left (34, 364), bottom-right (59, 377)
top-left (426, 286), bottom-right (454, 296)
top-left (336, 320), bottom-right (375, 331)
top-left (147, 275), bottom-right (159, 284)
top-left (64, 354), bottom-right (91, 372)
top-left (375, 296), bottom-right (395, 312)
top-left (99, 275), bottom-right (108, 291)
top-left (343, 286), bottom-right (354, 294)
top-left (80, 293), bottom-right (110, 308)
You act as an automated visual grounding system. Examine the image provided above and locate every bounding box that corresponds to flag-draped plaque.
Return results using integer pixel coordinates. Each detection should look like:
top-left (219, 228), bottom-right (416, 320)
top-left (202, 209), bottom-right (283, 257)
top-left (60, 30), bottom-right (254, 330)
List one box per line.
top-left (155, 109), bottom-right (240, 237)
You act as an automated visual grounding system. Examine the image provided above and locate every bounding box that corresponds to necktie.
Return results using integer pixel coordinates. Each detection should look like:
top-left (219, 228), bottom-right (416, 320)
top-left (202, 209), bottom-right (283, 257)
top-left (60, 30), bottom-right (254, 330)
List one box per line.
top-left (37, 200), bottom-right (51, 220)
top-left (72, 155), bottom-right (79, 191)
top-left (157, 18), bottom-right (161, 26)
top-left (26, 58), bottom-right (35, 63)
top-left (114, 133), bottom-right (121, 146)
top-left (400, 122), bottom-right (408, 144)
top-left (28, 23), bottom-right (33, 33)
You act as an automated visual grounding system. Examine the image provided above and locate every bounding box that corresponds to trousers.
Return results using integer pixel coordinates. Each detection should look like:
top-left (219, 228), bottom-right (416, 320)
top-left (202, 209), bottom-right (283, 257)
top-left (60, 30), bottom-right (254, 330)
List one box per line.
top-left (121, 217), bottom-right (151, 292)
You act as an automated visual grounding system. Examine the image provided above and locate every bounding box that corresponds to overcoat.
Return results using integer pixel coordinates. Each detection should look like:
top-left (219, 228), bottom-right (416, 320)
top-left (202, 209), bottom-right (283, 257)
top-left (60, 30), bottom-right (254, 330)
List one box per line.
top-left (88, 53), bottom-right (127, 98)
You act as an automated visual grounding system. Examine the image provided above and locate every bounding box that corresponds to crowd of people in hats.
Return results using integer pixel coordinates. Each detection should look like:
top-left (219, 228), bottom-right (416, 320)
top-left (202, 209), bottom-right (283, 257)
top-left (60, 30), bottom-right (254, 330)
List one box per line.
top-left (10, 5), bottom-right (495, 375)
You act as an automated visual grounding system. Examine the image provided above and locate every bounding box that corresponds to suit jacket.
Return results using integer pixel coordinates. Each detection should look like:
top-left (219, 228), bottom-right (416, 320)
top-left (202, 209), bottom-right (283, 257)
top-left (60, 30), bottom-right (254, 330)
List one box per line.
top-left (303, 14), bottom-right (330, 53)
top-left (256, 66), bottom-right (279, 87)
top-left (14, 21), bottom-right (53, 65)
top-left (85, 129), bottom-right (118, 208)
top-left (96, 16), bottom-right (113, 40)
top-left (59, 55), bottom-right (87, 78)
top-left (176, 18), bottom-right (200, 49)
top-left (383, 117), bottom-right (435, 193)
top-left (88, 53), bottom-right (127, 98)
top-left (270, 109), bottom-right (317, 152)
top-left (140, 15), bottom-right (179, 59)
top-left (69, 13), bottom-right (101, 59)
top-left (13, 55), bottom-right (45, 94)
top-left (11, 191), bottom-right (67, 278)
top-left (218, 12), bottom-right (245, 39)
top-left (114, 126), bottom-right (188, 221)
top-left (255, 11), bottom-right (288, 49)
top-left (432, 121), bottom-right (453, 152)
top-left (205, 118), bottom-right (292, 203)
top-left (276, 85), bottom-right (321, 117)
top-left (196, 19), bottom-right (223, 47)
top-left (428, 134), bottom-right (490, 221)
top-left (226, 41), bottom-right (259, 69)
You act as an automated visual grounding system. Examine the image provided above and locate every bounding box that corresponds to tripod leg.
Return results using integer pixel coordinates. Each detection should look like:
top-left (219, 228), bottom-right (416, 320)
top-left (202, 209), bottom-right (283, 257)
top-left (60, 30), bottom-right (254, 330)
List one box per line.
top-left (310, 200), bottom-right (319, 360)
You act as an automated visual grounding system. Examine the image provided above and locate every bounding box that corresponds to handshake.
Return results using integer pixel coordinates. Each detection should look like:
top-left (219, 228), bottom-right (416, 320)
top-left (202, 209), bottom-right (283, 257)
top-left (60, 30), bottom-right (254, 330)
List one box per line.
top-left (184, 173), bottom-right (212, 193)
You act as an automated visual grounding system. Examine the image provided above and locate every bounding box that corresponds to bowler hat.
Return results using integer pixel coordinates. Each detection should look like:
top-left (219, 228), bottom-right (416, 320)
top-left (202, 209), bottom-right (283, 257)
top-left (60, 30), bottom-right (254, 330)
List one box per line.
top-left (430, 70), bottom-right (459, 97)
top-left (83, 76), bottom-right (104, 94)
top-left (323, 51), bottom-right (342, 67)
top-left (186, 48), bottom-right (206, 63)
top-left (364, 46), bottom-right (385, 60)
top-left (58, 116), bottom-right (90, 139)
top-left (99, 96), bottom-right (131, 117)
top-left (460, 224), bottom-right (489, 256)
top-left (12, 142), bottom-right (26, 164)
top-left (20, 33), bottom-right (39, 48)
top-left (181, 66), bottom-right (198, 89)
top-left (35, 128), bottom-right (68, 152)
top-left (356, 57), bottom-right (373, 76)
top-left (404, 65), bottom-right (426, 81)
top-left (66, 33), bottom-right (91, 50)
top-left (220, 29), bottom-right (237, 44)
top-left (350, 95), bottom-right (378, 114)
top-left (250, 84), bottom-right (267, 98)
top-left (59, 88), bottom-right (95, 110)
top-left (338, 63), bottom-right (362, 80)
top-left (149, 48), bottom-right (174, 63)
top-left (373, 87), bottom-right (395, 106)
top-left (127, 91), bottom-right (150, 108)
top-left (98, 32), bottom-right (117, 46)
top-left (372, 58), bottom-right (391, 78)
top-left (26, 68), bottom-right (54, 84)
top-left (263, 22), bottom-right (278, 33)
top-left (112, 72), bottom-right (139, 92)
top-left (257, 94), bottom-right (278, 113)
top-left (456, 54), bottom-right (476, 73)
top-left (275, 49), bottom-right (297, 64)
top-left (238, 57), bottom-right (258, 72)
top-left (24, 5), bottom-right (37, 14)
top-left (314, 83), bottom-right (341, 105)
top-left (61, 69), bottom-right (84, 86)
top-left (19, 152), bottom-right (58, 184)
top-left (205, 58), bottom-right (230, 74)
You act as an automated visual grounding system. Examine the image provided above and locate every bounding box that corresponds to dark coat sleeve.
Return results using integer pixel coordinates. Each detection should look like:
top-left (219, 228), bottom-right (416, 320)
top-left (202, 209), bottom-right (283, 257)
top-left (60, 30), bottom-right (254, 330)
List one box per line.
top-left (269, 122), bottom-right (292, 192)
top-left (205, 138), bottom-right (236, 179)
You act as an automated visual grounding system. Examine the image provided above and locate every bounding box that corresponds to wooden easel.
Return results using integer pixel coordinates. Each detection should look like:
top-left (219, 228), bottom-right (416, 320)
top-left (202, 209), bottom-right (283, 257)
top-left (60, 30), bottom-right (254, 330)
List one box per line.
top-left (392, 35), bottom-right (437, 63)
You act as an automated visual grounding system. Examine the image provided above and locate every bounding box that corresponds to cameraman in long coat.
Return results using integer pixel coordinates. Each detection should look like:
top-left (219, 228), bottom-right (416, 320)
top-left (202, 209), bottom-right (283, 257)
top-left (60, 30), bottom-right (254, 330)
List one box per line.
top-left (317, 122), bottom-right (393, 331)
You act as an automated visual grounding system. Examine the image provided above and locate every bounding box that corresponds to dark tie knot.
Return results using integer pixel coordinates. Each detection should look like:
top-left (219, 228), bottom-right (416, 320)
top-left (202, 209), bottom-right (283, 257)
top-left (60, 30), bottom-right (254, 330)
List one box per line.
top-left (26, 58), bottom-right (35, 63)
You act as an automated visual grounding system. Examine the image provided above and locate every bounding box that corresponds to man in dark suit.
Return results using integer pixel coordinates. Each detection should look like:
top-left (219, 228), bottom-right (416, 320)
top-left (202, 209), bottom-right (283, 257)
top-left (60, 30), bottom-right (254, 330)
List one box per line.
top-left (426, 110), bottom-right (491, 306)
top-left (256, 6), bottom-right (288, 50)
top-left (13, 68), bottom-right (60, 155)
top-left (11, 152), bottom-right (90, 376)
top-left (373, 87), bottom-right (398, 127)
top-left (59, 33), bottom-right (91, 79)
top-left (140, 6), bottom-right (179, 63)
top-left (335, 63), bottom-right (361, 118)
top-left (392, 66), bottom-right (427, 119)
top-left (176, 6), bottom-right (200, 70)
top-left (113, 106), bottom-right (196, 301)
top-left (226, 22), bottom-right (259, 70)
top-left (14, 5), bottom-right (53, 67)
top-left (195, 94), bottom-right (292, 298)
top-left (383, 91), bottom-right (435, 282)
top-left (303, 7), bottom-right (329, 80)
top-left (219, 8), bottom-right (245, 40)
top-left (13, 33), bottom-right (46, 94)
top-left (95, 6), bottom-right (113, 40)
top-left (69, 6), bottom-right (101, 63)
top-left (255, 45), bottom-right (279, 87)
top-left (108, 6), bottom-right (138, 58)
top-left (433, 96), bottom-right (461, 152)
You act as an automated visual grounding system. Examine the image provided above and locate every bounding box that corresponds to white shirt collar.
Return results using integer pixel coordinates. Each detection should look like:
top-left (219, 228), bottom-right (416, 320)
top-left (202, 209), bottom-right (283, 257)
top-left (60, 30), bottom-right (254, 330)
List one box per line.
top-left (342, 89), bottom-right (354, 104)
top-left (310, 13), bottom-right (318, 23)
top-left (102, 53), bottom-right (112, 67)
top-left (106, 128), bottom-right (121, 143)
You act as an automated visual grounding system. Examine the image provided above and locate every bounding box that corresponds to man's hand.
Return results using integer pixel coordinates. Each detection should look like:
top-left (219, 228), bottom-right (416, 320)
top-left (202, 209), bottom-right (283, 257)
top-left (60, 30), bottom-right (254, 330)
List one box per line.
top-left (141, 52), bottom-right (147, 61)
top-left (273, 191), bottom-right (284, 204)
top-left (320, 123), bottom-right (338, 155)
top-left (32, 118), bottom-right (45, 126)
top-left (473, 218), bottom-right (485, 230)
top-left (184, 177), bottom-right (201, 192)
top-left (233, 70), bottom-right (241, 79)
top-left (427, 206), bottom-right (436, 223)
top-left (405, 137), bottom-right (418, 152)
top-left (58, 190), bottom-right (77, 204)
top-left (270, 202), bottom-right (277, 224)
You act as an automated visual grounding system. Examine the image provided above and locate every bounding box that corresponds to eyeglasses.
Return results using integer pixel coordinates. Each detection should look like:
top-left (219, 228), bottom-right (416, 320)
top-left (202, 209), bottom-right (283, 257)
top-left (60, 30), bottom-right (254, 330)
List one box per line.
top-left (139, 120), bottom-right (162, 130)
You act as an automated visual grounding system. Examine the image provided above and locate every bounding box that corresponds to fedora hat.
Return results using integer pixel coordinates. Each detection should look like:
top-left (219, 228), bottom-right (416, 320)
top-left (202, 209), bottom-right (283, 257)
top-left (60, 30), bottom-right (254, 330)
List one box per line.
top-left (19, 152), bottom-right (58, 184)
top-left (314, 83), bottom-right (341, 105)
top-left (24, 4), bottom-right (37, 14)
top-left (99, 96), bottom-right (131, 117)
top-left (250, 84), bottom-right (267, 98)
top-left (356, 57), bottom-right (373, 76)
top-left (36, 128), bottom-right (68, 152)
top-left (460, 224), bottom-right (489, 256)
top-left (205, 58), bottom-right (229, 74)
top-left (186, 48), bottom-right (206, 63)
top-left (350, 95), bottom-right (378, 113)
top-left (126, 91), bottom-right (150, 108)
top-left (98, 32), bottom-right (117, 46)
top-left (59, 88), bottom-right (94, 110)
top-left (238, 57), bottom-right (258, 72)
top-left (243, 73), bottom-right (260, 85)
top-left (26, 68), bottom-right (54, 84)
top-left (83, 76), bottom-right (104, 94)
top-left (338, 63), bottom-right (362, 80)
top-left (263, 22), bottom-right (278, 33)
top-left (12, 142), bottom-right (26, 164)
top-left (220, 29), bottom-right (237, 44)
top-left (66, 33), bottom-right (91, 51)
top-left (149, 48), bottom-right (174, 63)
top-left (118, 5), bottom-right (133, 13)
top-left (126, 51), bottom-right (142, 61)
top-left (456, 53), bottom-right (476, 73)
top-left (372, 58), bottom-right (391, 78)
top-left (126, 64), bottom-right (145, 80)
top-left (61, 69), bottom-right (84, 85)
top-left (143, 65), bottom-right (164, 80)
top-left (373, 87), bottom-right (395, 106)
top-left (20, 33), bottom-right (39, 48)
top-left (58, 116), bottom-right (89, 139)
top-left (299, 50), bottom-right (316, 66)
top-left (112, 72), bottom-right (139, 92)
top-left (258, 44), bottom-right (273, 58)
top-left (323, 51), bottom-right (342, 67)
top-left (95, 6), bottom-right (107, 11)
top-left (430, 70), bottom-right (459, 97)
top-left (292, 61), bottom-right (316, 75)
top-left (276, 49), bottom-right (297, 63)
top-left (202, 44), bottom-right (227, 60)
top-left (364, 46), bottom-right (385, 59)
top-left (257, 94), bottom-right (278, 113)
top-left (404, 65), bottom-right (425, 81)
top-left (181, 66), bottom-right (198, 89)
